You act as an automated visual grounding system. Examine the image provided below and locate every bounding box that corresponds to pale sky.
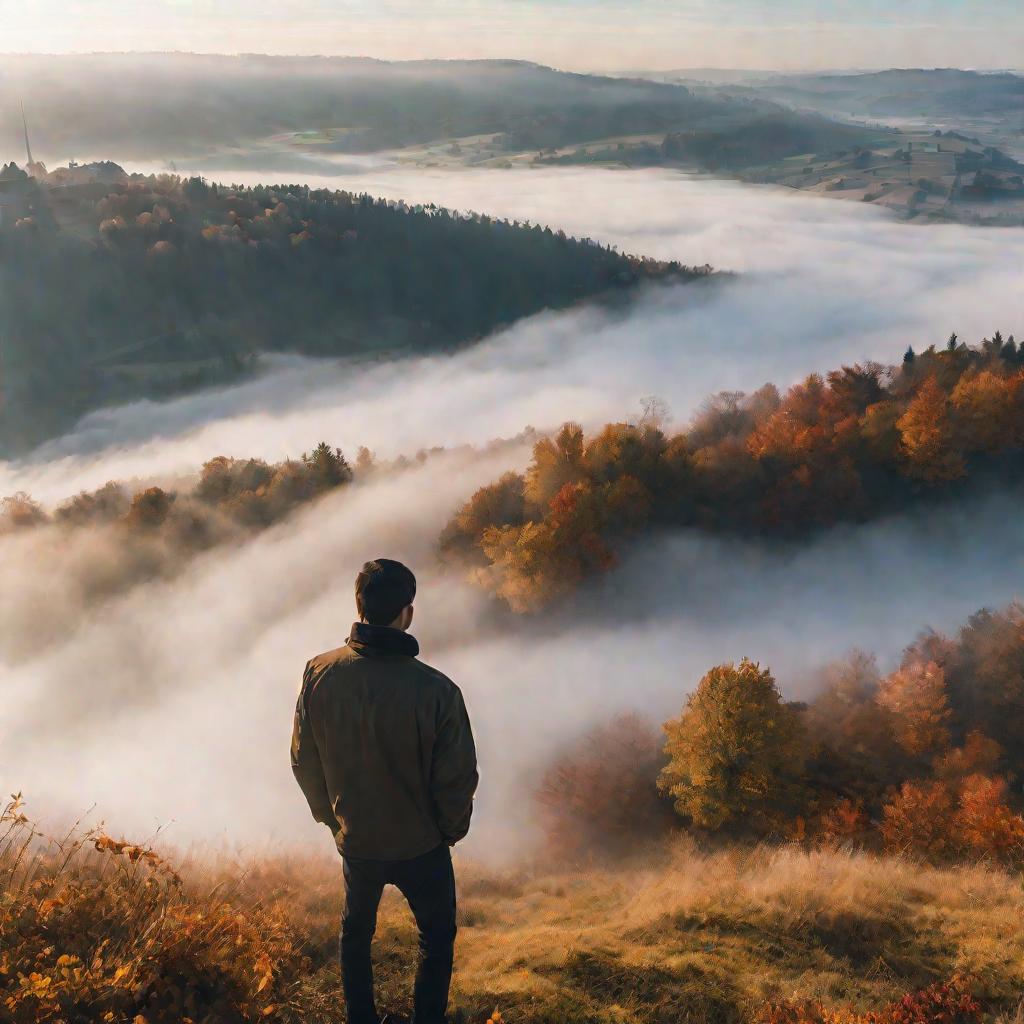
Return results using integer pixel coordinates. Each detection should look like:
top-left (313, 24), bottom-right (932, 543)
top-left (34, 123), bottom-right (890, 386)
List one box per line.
top-left (0, 0), bottom-right (1020, 72)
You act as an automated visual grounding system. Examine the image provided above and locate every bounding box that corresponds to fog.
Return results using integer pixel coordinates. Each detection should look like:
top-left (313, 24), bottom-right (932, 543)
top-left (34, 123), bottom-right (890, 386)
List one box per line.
top-left (3, 166), bottom-right (1023, 860)
top-left (7, 168), bottom-right (1023, 495)
top-left (0, 54), bottom-right (710, 168)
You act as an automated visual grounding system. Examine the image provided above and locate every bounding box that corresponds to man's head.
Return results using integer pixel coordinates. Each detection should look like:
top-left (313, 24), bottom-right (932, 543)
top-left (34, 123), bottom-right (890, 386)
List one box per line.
top-left (355, 558), bottom-right (417, 630)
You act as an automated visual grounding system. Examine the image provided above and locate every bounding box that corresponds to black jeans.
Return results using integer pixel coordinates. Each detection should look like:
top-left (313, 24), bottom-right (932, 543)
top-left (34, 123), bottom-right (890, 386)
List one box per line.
top-left (341, 842), bottom-right (457, 1024)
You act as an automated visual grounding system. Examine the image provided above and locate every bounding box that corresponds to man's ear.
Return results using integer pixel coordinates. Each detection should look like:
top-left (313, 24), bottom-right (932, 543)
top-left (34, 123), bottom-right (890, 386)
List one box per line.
top-left (404, 604), bottom-right (415, 630)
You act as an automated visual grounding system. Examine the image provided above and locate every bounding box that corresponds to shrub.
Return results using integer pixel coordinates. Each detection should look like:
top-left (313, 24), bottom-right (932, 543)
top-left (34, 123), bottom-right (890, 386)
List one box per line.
top-left (880, 781), bottom-right (957, 859)
top-left (761, 976), bottom-right (982, 1024)
top-left (953, 774), bottom-right (1024, 864)
top-left (0, 797), bottom-right (307, 1024)
top-left (534, 713), bottom-right (673, 859)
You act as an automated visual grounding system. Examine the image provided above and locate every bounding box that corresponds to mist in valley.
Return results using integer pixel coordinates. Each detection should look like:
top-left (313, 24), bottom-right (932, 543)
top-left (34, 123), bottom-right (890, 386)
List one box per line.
top-left (3, 166), bottom-right (1024, 861)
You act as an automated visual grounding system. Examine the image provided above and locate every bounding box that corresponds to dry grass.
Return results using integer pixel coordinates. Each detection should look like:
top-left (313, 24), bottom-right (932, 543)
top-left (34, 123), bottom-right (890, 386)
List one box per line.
top-left (3, 799), bottom-right (1022, 1023)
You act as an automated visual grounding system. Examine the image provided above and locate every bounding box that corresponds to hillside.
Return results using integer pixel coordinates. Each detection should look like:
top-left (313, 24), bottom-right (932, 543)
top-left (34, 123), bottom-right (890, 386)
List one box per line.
top-left (9, 571), bottom-right (1024, 1019)
top-left (726, 69), bottom-right (1024, 123)
top-left (0, 171), bottom-right (702, 454)
top-left (0, 53), bottom-right (886, 174)
top-left (4, 787), bottom-right (1022, 1023)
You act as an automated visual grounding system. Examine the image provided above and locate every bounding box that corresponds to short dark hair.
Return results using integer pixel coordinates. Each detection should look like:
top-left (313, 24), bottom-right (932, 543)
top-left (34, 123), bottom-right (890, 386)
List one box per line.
top-left (355, 559), bottom-right (417, 625)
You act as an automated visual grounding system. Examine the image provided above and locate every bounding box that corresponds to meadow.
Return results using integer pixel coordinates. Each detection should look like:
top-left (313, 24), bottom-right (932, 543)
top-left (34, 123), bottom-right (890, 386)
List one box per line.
top-left (3, 795), bottom-right (1022, 1024)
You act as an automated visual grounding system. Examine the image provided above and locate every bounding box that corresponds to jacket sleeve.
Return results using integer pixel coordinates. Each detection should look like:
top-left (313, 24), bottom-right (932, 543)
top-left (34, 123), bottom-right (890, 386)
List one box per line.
top-left (430, 683), bottom-right (479, 845)
top-left (291, 661), bottom-right (339, 833)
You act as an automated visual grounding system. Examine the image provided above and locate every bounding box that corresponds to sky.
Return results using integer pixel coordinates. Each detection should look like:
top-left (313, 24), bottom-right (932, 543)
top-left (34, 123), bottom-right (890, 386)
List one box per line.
top-left (0, 0), bottom-right (1021, 72)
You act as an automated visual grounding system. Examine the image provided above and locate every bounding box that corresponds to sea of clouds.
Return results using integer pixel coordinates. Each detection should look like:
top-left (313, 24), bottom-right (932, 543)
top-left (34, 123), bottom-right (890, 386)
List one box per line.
top-left (3, 166), bottom-right (1023, 859)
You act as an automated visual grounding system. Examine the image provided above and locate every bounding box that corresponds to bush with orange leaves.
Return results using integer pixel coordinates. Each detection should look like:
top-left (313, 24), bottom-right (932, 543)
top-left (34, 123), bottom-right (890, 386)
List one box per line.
top-left (534, 713), bottom-right (674, 859)
top-left (817, 799), bottom-right (873, 847)
top-left (955, 774), bottom-right (1024, 862)
top-left (0, 795), bottom-right (308, 1024)
top-left (761, 977), bottom-right (982, 1024)
top-left (880, 774), bottom-right (1024, 865)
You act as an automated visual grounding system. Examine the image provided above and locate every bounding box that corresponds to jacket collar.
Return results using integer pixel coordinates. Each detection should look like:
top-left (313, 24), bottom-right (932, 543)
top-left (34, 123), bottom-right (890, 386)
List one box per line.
top-left (348, 621), bottom-right (420, 658)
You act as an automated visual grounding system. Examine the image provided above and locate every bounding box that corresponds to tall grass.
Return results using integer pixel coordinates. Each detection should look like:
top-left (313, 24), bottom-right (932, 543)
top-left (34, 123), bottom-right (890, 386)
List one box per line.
top-left (3, 798), bottom-right (1022, 1023)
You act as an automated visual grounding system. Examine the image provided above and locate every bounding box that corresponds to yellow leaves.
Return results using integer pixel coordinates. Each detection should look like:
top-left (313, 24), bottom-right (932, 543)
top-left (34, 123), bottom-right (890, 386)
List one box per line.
top-left (896, 375), bottom-right (965, 482)
top-left (951, 367), bottom-right (1023, 452)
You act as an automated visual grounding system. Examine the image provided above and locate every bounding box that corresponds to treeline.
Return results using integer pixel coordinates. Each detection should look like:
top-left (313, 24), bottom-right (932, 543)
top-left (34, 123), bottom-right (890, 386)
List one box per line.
top-left (538, 601), bottom-right (1024, 865)
top-left (2, 441), bottom-right (353, 542)
top-left (0, 443), bottom-right (355, 648)
top-left (0, 174), bottom-right (703, 453)
top-left (442, 333), bottom-right (1024, 610)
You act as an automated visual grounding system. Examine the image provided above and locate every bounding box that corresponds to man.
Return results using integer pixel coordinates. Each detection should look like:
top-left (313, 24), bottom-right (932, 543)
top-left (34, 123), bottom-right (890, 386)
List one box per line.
top-left (292, 559), bottom-right (479, 1024)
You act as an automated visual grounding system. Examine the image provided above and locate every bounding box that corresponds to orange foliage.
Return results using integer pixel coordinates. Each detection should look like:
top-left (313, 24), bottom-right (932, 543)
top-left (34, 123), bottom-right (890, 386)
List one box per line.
top-left (0, 797), bottom-right (303, 1024)
top-left (818, 799), bottom-right (872, 846)
top-left (761, 977), bottom-right (981, 1024)
top-left (897, 376), bottom-right (965, 482)
top-left (880, 780), bottom-right (957, 859)
top-left (954, 774), bottom-right (1024, 863)
top-left (876, 661), bottom-right (951, 758)
top-left (951, 368), bottom-right (1023, 452)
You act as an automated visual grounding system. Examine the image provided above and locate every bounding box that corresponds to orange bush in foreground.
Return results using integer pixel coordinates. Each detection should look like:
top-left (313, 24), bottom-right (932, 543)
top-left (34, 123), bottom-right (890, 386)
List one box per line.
top-left (0, 796), bottom-right (306, 1024)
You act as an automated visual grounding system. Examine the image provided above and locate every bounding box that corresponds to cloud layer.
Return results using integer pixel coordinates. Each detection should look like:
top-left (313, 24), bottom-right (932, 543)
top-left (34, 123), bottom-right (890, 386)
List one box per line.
top-left (3, 165), bottom-right (1023, 859)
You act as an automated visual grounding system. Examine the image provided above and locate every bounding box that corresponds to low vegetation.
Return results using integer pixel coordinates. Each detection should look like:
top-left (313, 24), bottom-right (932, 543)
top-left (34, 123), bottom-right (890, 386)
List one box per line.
top-left (442, 332), bottom-right (1024, 611)
top-left (3, 795), bottom-right (1020, 1024)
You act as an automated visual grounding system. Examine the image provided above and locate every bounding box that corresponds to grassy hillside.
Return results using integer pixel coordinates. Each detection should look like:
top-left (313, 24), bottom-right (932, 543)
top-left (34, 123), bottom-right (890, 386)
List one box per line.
top-left (0, 172), bottom-right (701, 454)
top-left (3, 797), bottom-right (1020, 1024)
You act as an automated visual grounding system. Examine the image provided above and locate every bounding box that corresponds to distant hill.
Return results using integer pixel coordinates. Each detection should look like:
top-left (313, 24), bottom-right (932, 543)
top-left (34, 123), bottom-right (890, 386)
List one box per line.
top-left (0, 172), bottom-right (705, 454)
top-left (715, 68), bottom-right (1024, 121)
top-left (0, 53), bottom-right (865, 166)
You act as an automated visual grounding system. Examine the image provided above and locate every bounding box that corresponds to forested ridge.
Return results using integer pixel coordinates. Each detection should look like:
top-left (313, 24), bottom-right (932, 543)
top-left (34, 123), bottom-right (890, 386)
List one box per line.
top-left (0, 172), bottom-right (702, 453)
top-left (443, 332), bottom-right (1024, 610)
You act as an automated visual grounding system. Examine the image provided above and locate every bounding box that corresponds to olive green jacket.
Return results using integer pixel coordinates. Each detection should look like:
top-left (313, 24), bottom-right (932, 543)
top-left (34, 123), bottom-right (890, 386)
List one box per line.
top-left (291, 623), bottom-right (479, 860)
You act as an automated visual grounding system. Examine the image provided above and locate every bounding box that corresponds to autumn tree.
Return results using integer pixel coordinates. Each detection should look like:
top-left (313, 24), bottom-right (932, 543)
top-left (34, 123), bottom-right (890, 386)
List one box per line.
top-left (933, 731), bottom-right (1003, 785)
top-left (439, 472), bottom-right (526, 561)
top-left (524, 422), bottom-right (584, 511)
top-left (876, 661), bottom-right (952, 759)
top-left (479, 480), bottom-right (614, 613)
top-left (0, 492), bottom-right (47, 533)
top-left (123, 487), bottom-right (174, 531)
top-left (803, 651), bottom-right (904, 803)
top-left (658, 659), bottom-right (808, 832)
top-left (54, 481), bottom-right (129, 526)
top-left (896, 376), bottom-right (965, 482)
top-left (951, 368), bottom-right (1022, 452)
top-left (944, 605), bottom-right (1024, 760)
